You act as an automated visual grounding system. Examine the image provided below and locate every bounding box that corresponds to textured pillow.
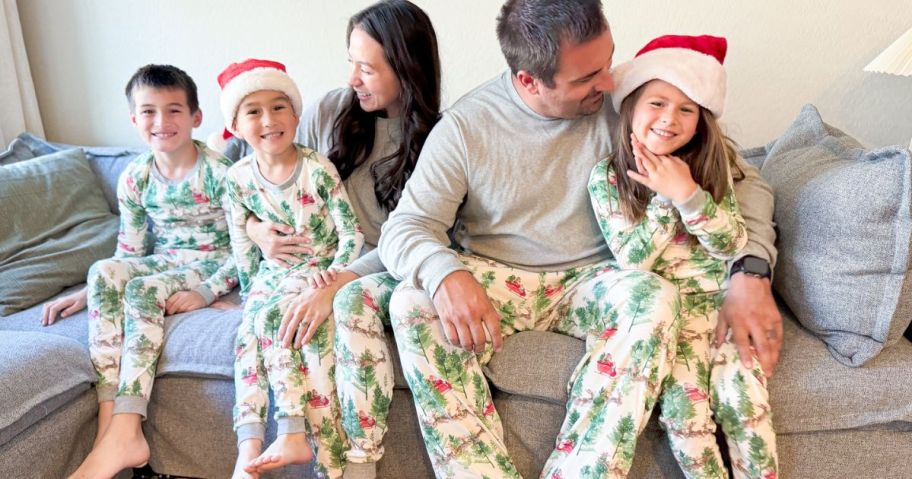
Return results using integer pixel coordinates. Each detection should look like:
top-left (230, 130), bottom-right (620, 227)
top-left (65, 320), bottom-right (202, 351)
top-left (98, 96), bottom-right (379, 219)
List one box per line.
top-left (761, 104), bottom-right (912, 367)
top-left (0, 149), bottom-right (118, 316)
top-left (4, 132), bottom-right (143, 213)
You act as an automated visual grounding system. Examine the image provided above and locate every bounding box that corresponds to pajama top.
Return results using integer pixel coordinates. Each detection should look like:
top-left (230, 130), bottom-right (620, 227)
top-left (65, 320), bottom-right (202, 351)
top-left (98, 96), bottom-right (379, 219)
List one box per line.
top-left (115, 140), bottom-right (237, 303)
top-left (587, 159), bottom-right (748, 292)
top-left (224, 144), bottom-right (364, 296)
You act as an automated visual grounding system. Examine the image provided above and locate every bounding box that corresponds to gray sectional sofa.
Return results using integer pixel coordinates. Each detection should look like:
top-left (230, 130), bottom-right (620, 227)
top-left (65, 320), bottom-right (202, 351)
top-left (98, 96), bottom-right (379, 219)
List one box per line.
top-left (2, 104), bottom-right (912, 479)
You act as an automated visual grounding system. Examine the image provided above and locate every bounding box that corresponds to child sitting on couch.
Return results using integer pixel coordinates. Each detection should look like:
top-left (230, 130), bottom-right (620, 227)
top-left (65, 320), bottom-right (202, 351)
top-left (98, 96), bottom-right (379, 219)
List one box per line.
top-left (42, 64), bottom-right (238, 479)
top-left (214, 59), bottom-right (363, 479)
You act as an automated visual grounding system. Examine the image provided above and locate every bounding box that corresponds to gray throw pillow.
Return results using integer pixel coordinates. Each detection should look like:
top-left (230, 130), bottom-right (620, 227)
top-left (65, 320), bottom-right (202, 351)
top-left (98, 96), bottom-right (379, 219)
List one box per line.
top-left (761, 104), bottom-right (912, 367)
top-left (0, 149), bottom-right (118, 316)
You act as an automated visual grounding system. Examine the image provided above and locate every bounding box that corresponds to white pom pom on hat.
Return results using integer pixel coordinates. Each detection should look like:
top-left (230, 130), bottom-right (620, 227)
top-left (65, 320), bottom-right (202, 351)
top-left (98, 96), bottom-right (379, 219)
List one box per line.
top-left (611, 35), bottom-right (728, 117)
top-left (215, 58), bottom-right (303, 142)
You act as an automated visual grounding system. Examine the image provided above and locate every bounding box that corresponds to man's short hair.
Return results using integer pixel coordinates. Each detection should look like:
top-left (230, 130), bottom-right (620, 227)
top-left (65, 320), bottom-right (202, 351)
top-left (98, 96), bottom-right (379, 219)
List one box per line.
top-left (496, 0), bottom-right (607, 87)
top-left (125, 64), bottom-right (199, 113)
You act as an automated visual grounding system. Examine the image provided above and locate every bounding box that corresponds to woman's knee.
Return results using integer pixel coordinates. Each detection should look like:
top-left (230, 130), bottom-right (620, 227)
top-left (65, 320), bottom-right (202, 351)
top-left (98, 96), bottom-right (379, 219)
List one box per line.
top-left (387, 284), bottom-right (435, 327)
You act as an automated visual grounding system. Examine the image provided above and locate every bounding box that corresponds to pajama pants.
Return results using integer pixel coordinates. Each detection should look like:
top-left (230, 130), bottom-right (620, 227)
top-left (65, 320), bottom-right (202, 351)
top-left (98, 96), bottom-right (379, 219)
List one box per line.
top-left (388, 254), bottom-right (681, 479)
top-left (659, 292), bottom-right (778, 479)
top-left (332, 272), bottom-right (399, 465)
top-left (233, 264), bottom-right (346, 479)
top-left (86, 249), bottom-right (229, 417)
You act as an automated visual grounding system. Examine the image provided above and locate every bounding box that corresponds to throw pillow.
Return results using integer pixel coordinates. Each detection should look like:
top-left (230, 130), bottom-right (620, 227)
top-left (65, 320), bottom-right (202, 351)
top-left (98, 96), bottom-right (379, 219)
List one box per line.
top-left (4, 132), bottom-right (143, 214)
top-left (0, 149), bottom-right (118, 316)
top-left (761, 104), bottom-right (912, 367)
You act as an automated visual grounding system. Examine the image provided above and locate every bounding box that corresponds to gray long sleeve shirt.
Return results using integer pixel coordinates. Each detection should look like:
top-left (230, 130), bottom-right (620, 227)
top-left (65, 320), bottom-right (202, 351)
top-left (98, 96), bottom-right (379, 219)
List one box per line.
top-left (379, 71), bottom-right (776, 296)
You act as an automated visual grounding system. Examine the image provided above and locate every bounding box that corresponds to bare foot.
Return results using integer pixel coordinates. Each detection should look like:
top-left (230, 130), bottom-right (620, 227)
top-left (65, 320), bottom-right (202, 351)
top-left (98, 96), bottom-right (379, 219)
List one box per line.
top-left (232, 439), bottom-right (263, 479)
top-left (68, 413), bottom-right (149, 479)
top-left (93, 401), bottom-right (114, 448)
top-left (244, 432), bottom-right (313, 473)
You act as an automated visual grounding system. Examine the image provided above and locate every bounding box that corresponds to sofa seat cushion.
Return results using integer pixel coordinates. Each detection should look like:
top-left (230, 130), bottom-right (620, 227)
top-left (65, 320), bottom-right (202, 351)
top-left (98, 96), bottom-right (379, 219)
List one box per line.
top-left (483, 310), bottom-right (912, 435)
top-left (769, 306), bottom-right (912, 434)
top-left (0, 332), bottom-right (96, 447)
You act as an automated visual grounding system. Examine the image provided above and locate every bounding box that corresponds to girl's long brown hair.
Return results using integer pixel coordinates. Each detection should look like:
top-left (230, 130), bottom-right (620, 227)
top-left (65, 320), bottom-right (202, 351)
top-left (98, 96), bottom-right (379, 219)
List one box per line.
top-left (610, 82), bottom-right (743, 223)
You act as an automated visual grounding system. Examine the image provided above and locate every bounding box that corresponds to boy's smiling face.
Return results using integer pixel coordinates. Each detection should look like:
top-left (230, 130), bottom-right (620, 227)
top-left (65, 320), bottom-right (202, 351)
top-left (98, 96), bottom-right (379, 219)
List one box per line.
top-left (233, 90), bottom-right (299, 159)
top-left (130, 86), bottom-right (201, 155)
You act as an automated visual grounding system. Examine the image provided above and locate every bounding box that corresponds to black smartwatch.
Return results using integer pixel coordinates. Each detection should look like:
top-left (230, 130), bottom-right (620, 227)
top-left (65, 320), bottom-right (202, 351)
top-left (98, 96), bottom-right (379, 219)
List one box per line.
top-left (730, 255), bottom-right (771, 279)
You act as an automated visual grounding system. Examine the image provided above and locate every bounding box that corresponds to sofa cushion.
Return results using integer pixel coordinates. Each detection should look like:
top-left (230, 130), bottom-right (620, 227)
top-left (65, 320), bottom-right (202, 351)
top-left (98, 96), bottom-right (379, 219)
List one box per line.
top-left (769, 306), bottom-right (912, 434)
top-left (761, 104), bottom-right (912, 367)
top-left (0, 150), bottom-right (118, 316)
top-left (0, 332), bottom-right (96, 446)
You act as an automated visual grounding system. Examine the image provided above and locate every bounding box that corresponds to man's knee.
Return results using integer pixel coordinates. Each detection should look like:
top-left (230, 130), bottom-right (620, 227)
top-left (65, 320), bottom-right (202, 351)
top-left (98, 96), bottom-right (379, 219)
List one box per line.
top-left (388, 283), bottom-right (435, 326)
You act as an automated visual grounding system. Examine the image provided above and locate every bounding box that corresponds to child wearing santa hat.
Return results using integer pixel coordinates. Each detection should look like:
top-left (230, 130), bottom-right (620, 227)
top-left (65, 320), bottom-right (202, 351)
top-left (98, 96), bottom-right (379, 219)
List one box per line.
top-left (216, 58), bottom-right (363, 479)
top-left (587, 35), bottom-right (778, 479)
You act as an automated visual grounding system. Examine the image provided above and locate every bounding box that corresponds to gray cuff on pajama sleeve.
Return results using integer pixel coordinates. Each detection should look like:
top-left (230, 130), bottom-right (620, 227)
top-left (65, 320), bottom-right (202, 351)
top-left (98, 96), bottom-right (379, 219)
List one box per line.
top-left (236, 423), bottom-right (266, 445)
top-left (673, 186), bottom-right (707, 217)
top-left (193, 284), bottom-right (216, 306)
top-left (96, 384), bottom-right (117, 403)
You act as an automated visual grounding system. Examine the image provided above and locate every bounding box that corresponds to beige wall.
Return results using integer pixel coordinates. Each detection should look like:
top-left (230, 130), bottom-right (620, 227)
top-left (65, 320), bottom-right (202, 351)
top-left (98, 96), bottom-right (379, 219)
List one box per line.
top-left (18, 0), bottom-right (912, 149)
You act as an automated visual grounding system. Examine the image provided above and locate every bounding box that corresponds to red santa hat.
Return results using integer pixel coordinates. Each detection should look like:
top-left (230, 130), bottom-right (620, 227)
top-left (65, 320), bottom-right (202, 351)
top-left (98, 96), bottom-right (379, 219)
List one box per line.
top-left (207, 58), bottom-right (302, 152)
top-left (611, 35), bottom-right (727, 117)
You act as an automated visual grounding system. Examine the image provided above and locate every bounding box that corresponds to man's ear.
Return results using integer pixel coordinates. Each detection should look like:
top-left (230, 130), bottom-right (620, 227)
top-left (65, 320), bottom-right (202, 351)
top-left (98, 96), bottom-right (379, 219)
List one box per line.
top-left (515, 70), bottom-right (541, 95)
top-left (192, 109), bottom-right (203, 128)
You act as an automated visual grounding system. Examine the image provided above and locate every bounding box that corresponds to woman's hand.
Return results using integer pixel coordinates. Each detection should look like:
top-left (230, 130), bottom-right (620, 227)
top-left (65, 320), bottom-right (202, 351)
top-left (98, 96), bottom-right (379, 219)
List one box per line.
top-left (627, 133), bottom-right (698, 203)
top-left (278, 270), bottom-right (359, 348)
top-left (246, 216), bottom-right (314, 268)
top-left (41, 287), bottom-right (88, 326)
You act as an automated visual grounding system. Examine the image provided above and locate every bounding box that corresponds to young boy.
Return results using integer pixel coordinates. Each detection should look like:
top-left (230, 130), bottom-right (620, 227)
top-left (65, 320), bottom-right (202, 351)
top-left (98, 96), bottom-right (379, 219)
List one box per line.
top-left (214, 59), bottom-right (363, 479)
top-left (43, 64), bottom-right (238, 479)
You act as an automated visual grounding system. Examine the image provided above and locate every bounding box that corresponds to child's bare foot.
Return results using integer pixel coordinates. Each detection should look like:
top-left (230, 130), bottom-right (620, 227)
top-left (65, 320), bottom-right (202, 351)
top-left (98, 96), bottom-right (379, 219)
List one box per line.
top-left (68, 413), bottom-right (149, 479)
top-left (244, 432), bottom-right (313, 473)
top-left (93, 401), bottom-right (114, 448)
top-left (232, 439), bottom-right (263, 479)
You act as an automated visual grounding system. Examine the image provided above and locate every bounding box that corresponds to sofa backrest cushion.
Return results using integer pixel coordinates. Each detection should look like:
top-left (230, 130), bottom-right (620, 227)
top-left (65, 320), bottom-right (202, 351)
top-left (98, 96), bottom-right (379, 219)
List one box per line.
top-left (0, 149), bottom-right (118, 316)
top-left (761, 104), bottom-right (912, 367)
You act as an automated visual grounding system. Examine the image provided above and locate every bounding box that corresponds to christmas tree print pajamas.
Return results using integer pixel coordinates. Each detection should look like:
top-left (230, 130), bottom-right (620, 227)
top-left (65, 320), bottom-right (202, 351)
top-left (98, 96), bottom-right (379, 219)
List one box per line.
top-left (225, 144), bottom-right (363, 479)
top-left (87, 140), bottom-right (237, 418)
top-left (377, 72), bottom-right (689, 479)
top-left (294, 87), bottom-right (403, 467)
top-left (588, 159), bottom-right (778, 479)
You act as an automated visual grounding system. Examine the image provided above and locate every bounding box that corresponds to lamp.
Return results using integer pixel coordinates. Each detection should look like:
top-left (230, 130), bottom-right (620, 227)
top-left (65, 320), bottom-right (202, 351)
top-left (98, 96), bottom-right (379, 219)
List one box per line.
top-left (864, 26), bottom-right (912, 149)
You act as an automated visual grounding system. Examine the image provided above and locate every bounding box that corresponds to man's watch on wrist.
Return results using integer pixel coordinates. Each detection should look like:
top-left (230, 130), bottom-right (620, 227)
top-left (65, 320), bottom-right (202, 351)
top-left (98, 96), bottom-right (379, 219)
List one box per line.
top-left (730, 255), bottom-right (771, 280)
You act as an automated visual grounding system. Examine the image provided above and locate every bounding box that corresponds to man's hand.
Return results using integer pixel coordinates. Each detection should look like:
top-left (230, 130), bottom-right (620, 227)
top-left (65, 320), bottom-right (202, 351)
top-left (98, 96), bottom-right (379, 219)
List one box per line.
top-left (246, 216), bottom-right (314, 268)
top-left (433, 271), bottom-right (503, 354)
top-left (715, 273), bottom-right (782, 377)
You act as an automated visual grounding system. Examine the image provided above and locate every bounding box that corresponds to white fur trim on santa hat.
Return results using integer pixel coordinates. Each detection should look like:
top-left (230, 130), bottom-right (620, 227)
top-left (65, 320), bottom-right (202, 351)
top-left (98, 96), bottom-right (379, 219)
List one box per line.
top-left (611, 47), bottom-right (726, 117)
top-left (219, 67), bottom-right (303, 137)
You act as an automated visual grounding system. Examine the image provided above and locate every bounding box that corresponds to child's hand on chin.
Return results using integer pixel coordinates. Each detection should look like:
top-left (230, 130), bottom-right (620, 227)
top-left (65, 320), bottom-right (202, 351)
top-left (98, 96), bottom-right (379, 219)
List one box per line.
top-left (165, 291), bottom-right (207, 315)
top-left (627, 134), bottom-right (698, 203)
top-left (308, 269), bottom-right (338, 289)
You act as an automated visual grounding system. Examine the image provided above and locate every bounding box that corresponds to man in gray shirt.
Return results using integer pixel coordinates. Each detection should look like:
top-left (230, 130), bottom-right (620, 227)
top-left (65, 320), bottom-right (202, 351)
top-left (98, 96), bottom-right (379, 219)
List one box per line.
top-left (378, 0), bottom-right (781, 477)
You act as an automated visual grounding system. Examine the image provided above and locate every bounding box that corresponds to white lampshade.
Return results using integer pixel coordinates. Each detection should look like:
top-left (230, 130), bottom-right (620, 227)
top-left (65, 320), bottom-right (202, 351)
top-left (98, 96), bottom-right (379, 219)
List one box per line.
top-left (864, 26), bottom-right (912, 76)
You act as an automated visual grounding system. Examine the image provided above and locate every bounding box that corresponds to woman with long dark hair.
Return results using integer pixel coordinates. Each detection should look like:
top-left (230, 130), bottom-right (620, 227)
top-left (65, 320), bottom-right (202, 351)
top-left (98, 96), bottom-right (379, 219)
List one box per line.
top-left (242, 1), bottom-right (440, 477)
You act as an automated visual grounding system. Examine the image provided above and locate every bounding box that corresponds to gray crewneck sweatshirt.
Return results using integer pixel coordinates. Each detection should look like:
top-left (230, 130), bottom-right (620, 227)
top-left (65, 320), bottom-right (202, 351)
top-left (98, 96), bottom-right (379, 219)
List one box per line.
top-left (379, 71), bottom-right (776, 296)
top-left (298, 88), bottom-right (401, 277)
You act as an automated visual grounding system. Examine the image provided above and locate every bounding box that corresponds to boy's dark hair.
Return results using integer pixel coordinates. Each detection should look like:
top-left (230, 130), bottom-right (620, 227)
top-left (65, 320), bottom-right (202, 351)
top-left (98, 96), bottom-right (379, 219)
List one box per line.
top-left (496, 0), bottom-right (607, 87)
top-left (125, 64), bottom-right (199, 113)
